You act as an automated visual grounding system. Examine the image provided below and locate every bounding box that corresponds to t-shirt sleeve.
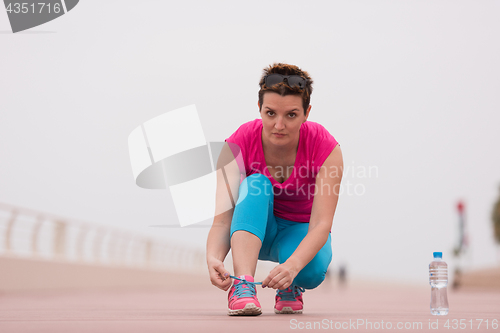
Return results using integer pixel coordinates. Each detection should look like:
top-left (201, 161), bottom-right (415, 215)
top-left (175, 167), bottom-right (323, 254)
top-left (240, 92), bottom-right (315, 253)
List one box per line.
top-left (312, 124), bottom-right (339, 173)
top-left (225, 124), bottom-right (247, 177)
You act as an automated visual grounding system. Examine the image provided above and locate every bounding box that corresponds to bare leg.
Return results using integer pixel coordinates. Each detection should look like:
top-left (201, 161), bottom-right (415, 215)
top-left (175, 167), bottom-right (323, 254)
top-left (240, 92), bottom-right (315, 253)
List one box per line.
top-left (231, 230), bottom-right (261, 277)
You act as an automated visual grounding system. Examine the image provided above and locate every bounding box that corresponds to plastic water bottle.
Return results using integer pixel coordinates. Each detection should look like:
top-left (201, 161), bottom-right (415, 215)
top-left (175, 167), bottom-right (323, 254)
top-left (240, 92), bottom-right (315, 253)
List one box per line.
top-left (429, 252), bottom-right (449, 315)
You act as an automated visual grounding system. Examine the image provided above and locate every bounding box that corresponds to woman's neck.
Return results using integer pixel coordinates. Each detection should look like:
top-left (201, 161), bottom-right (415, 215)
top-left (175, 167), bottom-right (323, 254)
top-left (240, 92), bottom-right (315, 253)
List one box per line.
top-left (261, 134), bottom-right (299, 162)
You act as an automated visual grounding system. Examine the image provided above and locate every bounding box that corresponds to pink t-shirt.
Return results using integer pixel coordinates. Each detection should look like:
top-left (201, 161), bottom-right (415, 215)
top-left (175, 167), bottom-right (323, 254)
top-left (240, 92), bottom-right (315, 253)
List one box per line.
top-left (225, 119), bottom-right (339, 222)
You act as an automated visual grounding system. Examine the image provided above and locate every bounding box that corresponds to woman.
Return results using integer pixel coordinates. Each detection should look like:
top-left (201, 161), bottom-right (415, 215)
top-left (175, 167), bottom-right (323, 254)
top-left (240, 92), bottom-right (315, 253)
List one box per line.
top-left (206, 63), bottom-right (343, 316)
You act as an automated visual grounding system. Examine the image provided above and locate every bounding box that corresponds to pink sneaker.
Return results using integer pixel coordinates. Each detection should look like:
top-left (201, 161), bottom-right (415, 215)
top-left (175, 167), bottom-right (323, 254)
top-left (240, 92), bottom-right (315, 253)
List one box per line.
top-left (274, 285), bottom-right (305, 314)
top-left (227, 275), bottom-right (262, 316)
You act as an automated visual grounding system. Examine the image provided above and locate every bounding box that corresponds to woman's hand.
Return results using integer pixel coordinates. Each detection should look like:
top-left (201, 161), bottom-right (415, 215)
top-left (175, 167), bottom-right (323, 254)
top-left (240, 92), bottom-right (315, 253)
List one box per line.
top-left (207, 257), bottom-right (232, 291)
top-left (262, 260), bottom-right (299, 290)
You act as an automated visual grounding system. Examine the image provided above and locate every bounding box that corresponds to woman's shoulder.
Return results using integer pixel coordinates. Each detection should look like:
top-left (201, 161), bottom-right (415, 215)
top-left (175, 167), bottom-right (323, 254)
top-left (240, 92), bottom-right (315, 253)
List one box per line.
top-left (237, 118), bottom-right (262, 132)
top-left (226, 118), bottom-right (262, 143)
top-left (301, 121), bottom-right (339, 170)
top-left (302, 120), bottom-right (335, 141)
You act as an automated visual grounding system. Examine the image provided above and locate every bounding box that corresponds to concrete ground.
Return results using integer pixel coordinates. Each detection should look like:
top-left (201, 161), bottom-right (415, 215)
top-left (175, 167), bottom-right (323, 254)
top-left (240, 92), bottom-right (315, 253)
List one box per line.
top-left (1, 275), bottom-right (499, 333)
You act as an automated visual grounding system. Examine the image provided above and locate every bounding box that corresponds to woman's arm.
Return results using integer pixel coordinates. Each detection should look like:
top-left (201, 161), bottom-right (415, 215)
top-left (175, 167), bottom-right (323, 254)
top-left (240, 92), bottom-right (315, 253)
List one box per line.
top-left (206, 143), bottom-right (242, 290)
top-left (262, 145), bottom-right (343, 289)
top-left (206, 209), bottom-right (233, 291)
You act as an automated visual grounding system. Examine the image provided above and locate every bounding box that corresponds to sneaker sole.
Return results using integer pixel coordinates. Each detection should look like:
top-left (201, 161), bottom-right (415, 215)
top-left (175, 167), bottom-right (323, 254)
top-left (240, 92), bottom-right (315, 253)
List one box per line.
top-left (274, 306), bottom-right (303, 314)
top-left (228, 303), bottom-right (262, 316)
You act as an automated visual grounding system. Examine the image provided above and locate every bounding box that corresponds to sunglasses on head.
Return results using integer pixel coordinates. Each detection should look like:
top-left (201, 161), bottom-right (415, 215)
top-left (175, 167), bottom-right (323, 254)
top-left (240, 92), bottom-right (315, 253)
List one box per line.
top-left (263, 74), bottom-right (307, 89)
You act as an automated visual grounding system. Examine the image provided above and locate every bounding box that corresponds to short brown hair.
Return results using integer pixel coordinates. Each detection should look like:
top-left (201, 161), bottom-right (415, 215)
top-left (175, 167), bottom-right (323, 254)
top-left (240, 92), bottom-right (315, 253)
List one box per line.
top-left (258, 63), bottom-right (313, 115)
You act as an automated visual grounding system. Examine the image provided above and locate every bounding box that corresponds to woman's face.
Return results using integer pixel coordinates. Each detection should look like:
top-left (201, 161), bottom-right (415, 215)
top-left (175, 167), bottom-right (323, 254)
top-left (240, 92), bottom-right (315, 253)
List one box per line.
top-left (259, 92), bottom-right (311, 149)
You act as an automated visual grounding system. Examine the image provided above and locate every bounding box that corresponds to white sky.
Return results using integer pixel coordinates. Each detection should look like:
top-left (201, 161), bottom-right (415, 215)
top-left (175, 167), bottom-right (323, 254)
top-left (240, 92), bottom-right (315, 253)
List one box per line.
top-left (1, 0), bottom-right (499, 284)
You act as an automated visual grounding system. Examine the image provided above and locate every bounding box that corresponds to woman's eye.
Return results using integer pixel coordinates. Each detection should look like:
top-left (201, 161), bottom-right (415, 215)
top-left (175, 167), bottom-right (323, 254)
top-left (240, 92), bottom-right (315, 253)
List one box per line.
top-left (288, 113), bottom-right (296, 118)
top-left (267, 111), bottom-right (274, 116)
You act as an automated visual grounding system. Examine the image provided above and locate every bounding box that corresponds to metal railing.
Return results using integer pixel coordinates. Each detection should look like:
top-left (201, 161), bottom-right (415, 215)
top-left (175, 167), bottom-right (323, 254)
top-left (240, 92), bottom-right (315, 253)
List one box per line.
top-left (0, 202), bottom-right (205, 272)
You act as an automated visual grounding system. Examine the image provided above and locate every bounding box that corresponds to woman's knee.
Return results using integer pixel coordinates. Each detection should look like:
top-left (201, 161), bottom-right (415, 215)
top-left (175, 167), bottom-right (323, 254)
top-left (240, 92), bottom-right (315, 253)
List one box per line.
top-left (231, 174), bottom-right (274, 242)
top-left (236, 173), bottom-right (273, 206)
top-left (243, 173), bottom-right (272, 195)
top-left (294, 240), bottom-right (332, 289)
top-left (294, 263), bottom-right (329, 289)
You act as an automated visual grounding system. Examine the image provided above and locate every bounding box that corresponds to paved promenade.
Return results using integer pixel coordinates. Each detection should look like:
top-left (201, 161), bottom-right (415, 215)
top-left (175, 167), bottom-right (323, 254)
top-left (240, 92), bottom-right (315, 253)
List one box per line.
top-left (1, 275), bottom-right (499, 333)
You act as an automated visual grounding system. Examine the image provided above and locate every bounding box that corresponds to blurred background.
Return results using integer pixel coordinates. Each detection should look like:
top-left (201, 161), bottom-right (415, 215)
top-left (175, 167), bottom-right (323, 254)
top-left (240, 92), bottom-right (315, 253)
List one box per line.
top-left (1, 0), bottom-right (499, 290)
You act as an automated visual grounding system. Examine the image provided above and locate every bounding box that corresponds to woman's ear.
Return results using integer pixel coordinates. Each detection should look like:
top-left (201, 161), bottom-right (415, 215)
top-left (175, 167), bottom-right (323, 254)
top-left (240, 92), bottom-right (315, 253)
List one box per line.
top-left (304, 105), bottom-right (312, 122)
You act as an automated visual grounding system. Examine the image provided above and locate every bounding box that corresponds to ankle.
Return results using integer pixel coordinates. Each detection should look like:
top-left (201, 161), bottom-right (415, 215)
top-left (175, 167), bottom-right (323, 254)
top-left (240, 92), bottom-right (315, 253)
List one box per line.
top-left (233, 273), bottom-right (254, 278)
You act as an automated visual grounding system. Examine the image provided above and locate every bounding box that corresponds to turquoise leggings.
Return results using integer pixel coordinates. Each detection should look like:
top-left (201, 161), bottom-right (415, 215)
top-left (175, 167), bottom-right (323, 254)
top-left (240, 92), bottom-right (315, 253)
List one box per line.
top-left (230, 173), bottom-right (332, 289)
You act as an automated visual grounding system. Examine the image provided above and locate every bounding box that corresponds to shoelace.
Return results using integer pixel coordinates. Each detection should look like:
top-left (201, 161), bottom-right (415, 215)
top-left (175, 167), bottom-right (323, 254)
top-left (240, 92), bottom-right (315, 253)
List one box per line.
top-left (276, 285), bottom-right (305, 301)
top-left (229, 275), bottom-right (262, 298)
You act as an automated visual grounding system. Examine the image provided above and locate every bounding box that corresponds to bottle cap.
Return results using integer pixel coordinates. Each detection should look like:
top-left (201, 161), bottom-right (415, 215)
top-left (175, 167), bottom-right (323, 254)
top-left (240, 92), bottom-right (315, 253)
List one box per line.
top-left (433, 252), bottom-right (442, 258)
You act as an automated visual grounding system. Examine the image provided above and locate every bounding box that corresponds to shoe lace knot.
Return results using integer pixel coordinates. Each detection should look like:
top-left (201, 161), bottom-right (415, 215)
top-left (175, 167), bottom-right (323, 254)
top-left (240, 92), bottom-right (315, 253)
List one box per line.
top-left (277, 285), bottom-right (305, 301)
top-left (230, 275), bottom-right (262, 298)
